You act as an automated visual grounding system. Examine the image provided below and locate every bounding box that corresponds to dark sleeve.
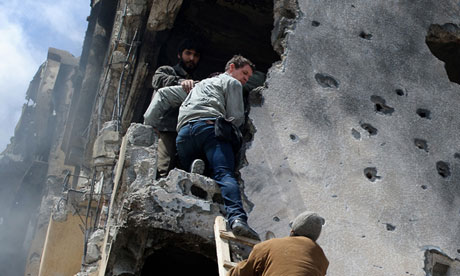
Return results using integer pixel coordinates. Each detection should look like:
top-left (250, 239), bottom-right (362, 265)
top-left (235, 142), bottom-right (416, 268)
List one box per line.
top-left (152, 66), bottom-right (181, 90)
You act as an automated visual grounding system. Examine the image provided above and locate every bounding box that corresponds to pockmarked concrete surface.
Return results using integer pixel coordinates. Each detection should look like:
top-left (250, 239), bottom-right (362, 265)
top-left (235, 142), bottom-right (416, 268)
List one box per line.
top-left (242, 1), bottom-right (460, 275)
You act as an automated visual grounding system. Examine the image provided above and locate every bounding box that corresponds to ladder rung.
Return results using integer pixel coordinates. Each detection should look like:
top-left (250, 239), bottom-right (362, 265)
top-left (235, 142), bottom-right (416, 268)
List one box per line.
top-left (219, 230), bottom-right (258, 247)
top-left (224, 260), bottom-right (237, 269)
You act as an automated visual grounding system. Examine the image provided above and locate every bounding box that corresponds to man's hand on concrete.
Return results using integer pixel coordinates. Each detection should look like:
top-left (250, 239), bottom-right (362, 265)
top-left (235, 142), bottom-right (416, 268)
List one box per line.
top-left (181, 79), bottom-right (195, 93)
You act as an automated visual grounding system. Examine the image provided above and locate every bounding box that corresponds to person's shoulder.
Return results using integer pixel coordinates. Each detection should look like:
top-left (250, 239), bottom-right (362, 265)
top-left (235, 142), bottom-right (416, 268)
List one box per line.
top-left (155, 65), bottom-right (176, 74)
top-left (220, 73), bottom-right (242, 88)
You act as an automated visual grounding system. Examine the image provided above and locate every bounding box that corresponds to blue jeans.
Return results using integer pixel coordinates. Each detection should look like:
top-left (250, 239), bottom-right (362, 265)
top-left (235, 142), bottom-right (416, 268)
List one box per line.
top-left (176, 120), bottom-right (247, 225)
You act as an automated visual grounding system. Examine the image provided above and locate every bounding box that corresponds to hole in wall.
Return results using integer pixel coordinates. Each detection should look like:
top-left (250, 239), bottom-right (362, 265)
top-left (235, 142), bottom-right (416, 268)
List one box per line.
top-left (141, 246), bottom-right (218, 275)
top-left (433, 263), bottom-right (450, 276)
top-left (385, 223), bottom-right (396, 231)
top-left (424, 249), bottom-right (459, 276)
top-left (360, 123), bottom-right (378, 136)
top-left (370, 95), bottom-right (394, 115)
top-left (416, 108), bottom-right (431, 119)
top-left (414, 138), bottom-right (429, 152)
top-left (133, 0), bottom-right (279, 123)
top-left (312, 20), bottom-right (320, 27)
top-left (190, 185), bottom-right (207, 200)
top-left (351, 128), bottom-right (361, 139)
top-left (426, 23), bottom-right (460, 85)
top-left (157, 0), bottom-right (278, 79)
top-left (364, 167), bottom-right (381, 182)
top-left (289, 133), bottom-right (299, 142)
top-left (130, 0), bottom-right (279, 213)
top-left (359, 31), bottom-right (373, 40)
top-left (436, 161), bottom-right (451, 178)
top-left (395, 89), bottom-right (405, 96)
top-left (315, 73), bottom-right (339, 88)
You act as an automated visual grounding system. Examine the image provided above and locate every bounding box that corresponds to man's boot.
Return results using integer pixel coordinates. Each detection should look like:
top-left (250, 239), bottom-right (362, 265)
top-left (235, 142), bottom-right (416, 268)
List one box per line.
top-left (231, 219), bottom-right (261, 241)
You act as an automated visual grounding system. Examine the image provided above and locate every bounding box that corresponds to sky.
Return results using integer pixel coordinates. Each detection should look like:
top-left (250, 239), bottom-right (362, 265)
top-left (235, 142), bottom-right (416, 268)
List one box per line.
top-left (0, 0), bottom-right (91, 151)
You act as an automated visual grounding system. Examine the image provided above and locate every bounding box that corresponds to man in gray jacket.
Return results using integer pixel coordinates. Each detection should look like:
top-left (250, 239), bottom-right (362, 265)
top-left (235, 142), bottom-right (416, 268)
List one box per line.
top-left (149, 39), bottom-right (201, 178)
top-left (176, 55), bottom-right (259, 240)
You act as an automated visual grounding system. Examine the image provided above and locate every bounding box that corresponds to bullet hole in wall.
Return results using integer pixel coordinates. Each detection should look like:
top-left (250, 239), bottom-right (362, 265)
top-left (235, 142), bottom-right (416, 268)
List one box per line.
top-left (421, 185), bottom-right (428, 190)
top-left (289, 133), bottom-right (299, 142)
top-left (414, 138), bottom-right (429, 152)
top-left (364, 167), bottom-right (381, 182)
top-left (417, 108), bottom-right (431, 119)
top-left (360, 123), bottom-right (378, 136)
top-left (385, 223), bottom-right (396, 231)
top-left (314, 73), bottom-right (339, 88)
top-left (395, 89), bottom-right (405, 96)
top-left (272, 216), bottom-right (280, 222)
top-left (436, 161), bottom-right (451, 178)
top-left (312, 21), bottom-right (320, 27)
top-left (370, 95), bottom-right (394, 115)
top-left (359, 31), bottom-right (373, 40)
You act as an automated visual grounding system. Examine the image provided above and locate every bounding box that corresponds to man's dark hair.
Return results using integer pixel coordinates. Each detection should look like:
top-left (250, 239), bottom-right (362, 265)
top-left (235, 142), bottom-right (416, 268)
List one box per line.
top-left (225, 55), bottom-right (255, 71)
top-left (177, 38), bottom-right (202, 55)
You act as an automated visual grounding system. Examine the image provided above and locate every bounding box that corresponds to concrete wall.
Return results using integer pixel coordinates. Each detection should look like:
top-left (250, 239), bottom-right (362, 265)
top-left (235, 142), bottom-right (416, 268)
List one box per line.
top-left (242, 1), bottom-right (460, 275)
top-left (38, 214), bottom-right (84, 276)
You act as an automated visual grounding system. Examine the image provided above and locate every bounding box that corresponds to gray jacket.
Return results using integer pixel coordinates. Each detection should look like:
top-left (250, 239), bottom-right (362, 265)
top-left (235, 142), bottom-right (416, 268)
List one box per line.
top-left (149, 64), bottom-right (189, 131)
top-left (176, 73), bottom-right (244, 131)
top-left (144, 85), bottom-right (187, 129)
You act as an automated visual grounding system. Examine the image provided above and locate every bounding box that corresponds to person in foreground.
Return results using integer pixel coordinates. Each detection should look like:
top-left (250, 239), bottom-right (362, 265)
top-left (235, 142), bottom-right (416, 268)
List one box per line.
top-left (176, 55), bottom-right (259, 240)
top-left (227, 211), bottom-right (329, 276)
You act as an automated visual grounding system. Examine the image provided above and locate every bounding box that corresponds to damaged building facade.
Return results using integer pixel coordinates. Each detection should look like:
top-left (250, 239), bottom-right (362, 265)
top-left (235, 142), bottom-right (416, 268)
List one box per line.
top-left (0, 0), bottom-right (459, 275)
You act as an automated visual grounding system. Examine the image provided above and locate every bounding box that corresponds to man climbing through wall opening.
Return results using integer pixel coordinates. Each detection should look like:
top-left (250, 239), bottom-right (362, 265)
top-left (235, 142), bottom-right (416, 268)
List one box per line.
top-left (175, 55), bottom-right (260, 240)
top-left (147, 38), bottom-right (202, 178)
top-left (227, 211), bottom-right (329, 276)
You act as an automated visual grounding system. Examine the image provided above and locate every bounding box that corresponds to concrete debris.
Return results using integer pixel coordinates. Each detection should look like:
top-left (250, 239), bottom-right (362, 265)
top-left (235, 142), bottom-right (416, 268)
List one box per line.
top-left (126, 123), bottom-right (155, 147)
top-left (93, 121), bottom-right (121, 166)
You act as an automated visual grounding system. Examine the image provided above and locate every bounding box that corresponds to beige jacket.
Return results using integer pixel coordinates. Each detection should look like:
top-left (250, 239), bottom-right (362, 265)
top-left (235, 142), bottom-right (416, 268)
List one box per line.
top-left (227, 236), bottom-right (329, 276)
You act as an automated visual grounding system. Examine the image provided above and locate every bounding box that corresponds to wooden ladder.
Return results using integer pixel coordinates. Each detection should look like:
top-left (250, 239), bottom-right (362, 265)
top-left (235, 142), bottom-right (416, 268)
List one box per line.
top-left (214, 216), bottom-right (260, 276)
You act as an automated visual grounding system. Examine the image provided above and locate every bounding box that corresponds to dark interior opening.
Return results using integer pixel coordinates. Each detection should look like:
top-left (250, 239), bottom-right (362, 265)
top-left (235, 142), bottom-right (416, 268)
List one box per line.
top-left (133, 0), bottom-right (278, 122)
top-left (140, 246), bottom-right (218, 275)
top-left (157, 0), bottom-right (278, 78)
top-left (432, 262), bottom-right (450, 276)
top-left (426, 23), bottom-right (460, 85)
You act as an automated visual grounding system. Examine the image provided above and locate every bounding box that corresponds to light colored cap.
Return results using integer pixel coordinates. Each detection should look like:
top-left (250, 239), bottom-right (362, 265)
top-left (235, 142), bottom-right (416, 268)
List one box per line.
top-left (289, 211), bottom-right (325, 241)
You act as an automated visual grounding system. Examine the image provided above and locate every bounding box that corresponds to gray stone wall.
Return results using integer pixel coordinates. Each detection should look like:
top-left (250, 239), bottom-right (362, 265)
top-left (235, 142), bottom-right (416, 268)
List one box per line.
top-left (242, 1), bottom-right (460, 275)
